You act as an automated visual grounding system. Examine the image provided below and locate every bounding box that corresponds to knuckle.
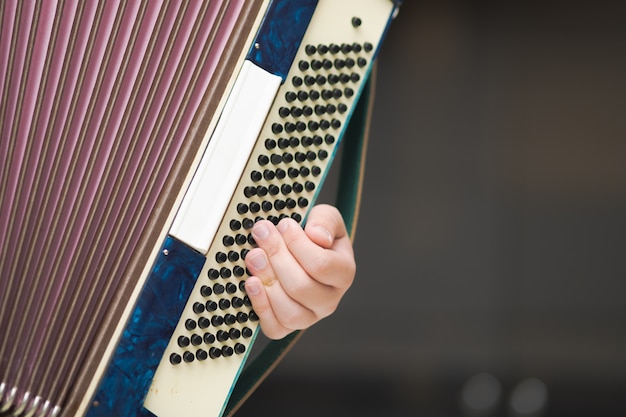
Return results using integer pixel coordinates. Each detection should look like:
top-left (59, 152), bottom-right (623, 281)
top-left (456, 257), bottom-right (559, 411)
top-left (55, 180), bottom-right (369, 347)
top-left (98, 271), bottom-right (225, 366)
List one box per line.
top-left (284, 279), bottom-right (310, 301)
top-left (316, 300), bottom-right (338, 320)
top-left (258, 237), bottom-right (281, 258)
top-left (277, 311), bottom-right (300, 330)
top-left (307, 252), bottom-right (333, 277)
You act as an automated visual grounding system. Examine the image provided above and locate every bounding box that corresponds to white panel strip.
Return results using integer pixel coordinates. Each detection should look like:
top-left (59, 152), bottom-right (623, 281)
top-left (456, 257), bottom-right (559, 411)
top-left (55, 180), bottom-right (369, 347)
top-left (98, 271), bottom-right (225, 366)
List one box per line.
top-left (170, 60), bottom-right (281, 253)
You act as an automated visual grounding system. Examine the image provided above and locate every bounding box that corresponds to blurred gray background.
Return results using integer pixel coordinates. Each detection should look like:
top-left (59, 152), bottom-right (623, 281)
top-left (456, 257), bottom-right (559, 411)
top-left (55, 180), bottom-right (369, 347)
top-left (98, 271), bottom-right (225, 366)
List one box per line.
top-left (237, 1), bottom-right (626, 416)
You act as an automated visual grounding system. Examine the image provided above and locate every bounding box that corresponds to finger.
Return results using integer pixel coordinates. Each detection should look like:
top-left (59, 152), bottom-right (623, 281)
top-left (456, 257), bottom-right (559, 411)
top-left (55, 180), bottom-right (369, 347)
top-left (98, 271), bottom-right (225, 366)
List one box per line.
top-left (245, 225), bottom-right (320, 329)
top-left (248, 220), bottom-right (340, 316)
top-left (244, 276), bottom-right (291, 339)
top-left (304, 204), bottom-right (351, 249)
top-left (246, 263), bottom-right (317, 335)
top-left (279, 217), bottom-right (355, 291)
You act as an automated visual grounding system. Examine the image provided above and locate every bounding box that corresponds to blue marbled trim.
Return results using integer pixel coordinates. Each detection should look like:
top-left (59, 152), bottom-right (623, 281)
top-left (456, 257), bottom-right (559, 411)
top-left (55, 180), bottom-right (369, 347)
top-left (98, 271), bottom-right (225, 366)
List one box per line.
top-left (246, 0), bottom-right (318, 80)
top-left (86, 236), bottom-right (205, 417)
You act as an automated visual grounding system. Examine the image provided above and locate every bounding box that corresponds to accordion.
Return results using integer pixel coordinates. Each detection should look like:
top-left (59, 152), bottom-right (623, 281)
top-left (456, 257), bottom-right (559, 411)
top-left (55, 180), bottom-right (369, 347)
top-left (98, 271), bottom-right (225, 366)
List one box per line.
top-left (0, 0), bottom-right (400, 416)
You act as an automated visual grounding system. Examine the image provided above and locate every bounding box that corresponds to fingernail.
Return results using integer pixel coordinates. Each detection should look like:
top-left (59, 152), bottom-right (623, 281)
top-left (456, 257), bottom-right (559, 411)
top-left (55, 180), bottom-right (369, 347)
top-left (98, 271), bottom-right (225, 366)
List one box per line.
top-left (252, 223), bottom-right (270, 240)
top-left (246, 280), bottom-right (261, 296)
top-left (277, 219), bottom-right (289, 233)
top-left (316, 226), bottom-right (332, 244)
top-left (247, 251), bottom-right (267, 270)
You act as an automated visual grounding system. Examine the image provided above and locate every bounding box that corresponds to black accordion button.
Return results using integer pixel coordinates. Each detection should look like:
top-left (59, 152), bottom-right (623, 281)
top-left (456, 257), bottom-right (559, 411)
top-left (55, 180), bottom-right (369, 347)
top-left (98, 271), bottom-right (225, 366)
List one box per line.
top-left (191, 334), bottom-right (203, 346)
top-left (209, 347), bottom-right (222, 359)
top-left (224, 314), bottom-right (237, 325)
top-left (258, 154), bottom-right (270, 165)
top-left (251, 171), bottom-right (262, 182)
top-left (196, 349), bottom-right (208, 361)
top-left (279, 107), bottom-right (290, 117)
top-left (204, 332), bottom-right (216, 344)
top-left (257, 185), bottom-right (268, 196)
top-left (226, 282), bottom-right (238, 294)
top-left (200, 285), bottom-right (212, 297)
top-left (178, 336), bottom-right (190, 347)
top-left (193, 302), bottom-right (205, 314)
top-left (222, 235), bottom-right (235, 247)
top-left (235, 234), bottom-right (247, 245)
top-left (265, 138), bottom-right (277, 150)
top-left (309, 90), bottom-right (320, 100)
top-left (250, 201), bottom-right (261, 213)
top-left (243, 186), bottom-right (257, 198)
top-left (217, 330), bottom-right (230, 342)
top-left (234, 343), bottom-right (246, 355)
top-left (237, 312), bottom-right (249, 323)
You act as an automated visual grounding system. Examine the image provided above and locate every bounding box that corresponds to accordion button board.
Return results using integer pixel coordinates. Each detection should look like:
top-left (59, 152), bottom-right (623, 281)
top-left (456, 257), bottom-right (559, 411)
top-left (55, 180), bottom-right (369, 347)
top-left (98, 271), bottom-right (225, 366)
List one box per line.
top-left (86, 0), bottom-right (399, 417)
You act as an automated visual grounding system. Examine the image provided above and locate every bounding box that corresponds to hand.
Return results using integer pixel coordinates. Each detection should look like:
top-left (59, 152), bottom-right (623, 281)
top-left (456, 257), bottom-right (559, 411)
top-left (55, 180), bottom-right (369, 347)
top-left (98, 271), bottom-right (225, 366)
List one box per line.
top-left (244, 204), bottom-right (356, 339)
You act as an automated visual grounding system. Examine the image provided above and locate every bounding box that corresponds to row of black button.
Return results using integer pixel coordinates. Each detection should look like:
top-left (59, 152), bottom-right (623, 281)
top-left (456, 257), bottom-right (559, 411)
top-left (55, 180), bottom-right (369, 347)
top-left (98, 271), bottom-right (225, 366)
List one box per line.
top-left (258, 150), bottom-right (329, 166)
top-left (265, 135), bottom-right (334, 150)
top-left (250, 166), bottom-right (322, 182)
top-left (178, 326), bottom-right (253, 349)
top-left (304, 42), bottom-right (373, 56)
top-left (298, 57), bottom-right (367, 72)
top-left (182, 310), bottom-right (257, 332)
top-left (270, 118), bottom-right (342, 134)
top-left (292, 72), bottom-right (361, 88)
top-left (170, 342), bottom-right (249, 364)
top-left (279, 101), bottom-right (350, 118)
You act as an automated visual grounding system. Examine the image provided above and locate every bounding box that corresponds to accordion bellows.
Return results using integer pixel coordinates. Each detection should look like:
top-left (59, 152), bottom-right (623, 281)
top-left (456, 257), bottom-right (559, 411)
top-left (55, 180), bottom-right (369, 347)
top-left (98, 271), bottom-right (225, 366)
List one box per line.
top-left (0, 0), bottom-right (264, 415)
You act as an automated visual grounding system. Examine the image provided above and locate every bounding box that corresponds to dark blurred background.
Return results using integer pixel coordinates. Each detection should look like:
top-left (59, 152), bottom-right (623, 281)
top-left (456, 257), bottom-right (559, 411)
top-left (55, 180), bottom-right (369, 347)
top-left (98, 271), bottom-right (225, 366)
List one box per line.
top-left (237, 1), bottom-right (626, 416)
